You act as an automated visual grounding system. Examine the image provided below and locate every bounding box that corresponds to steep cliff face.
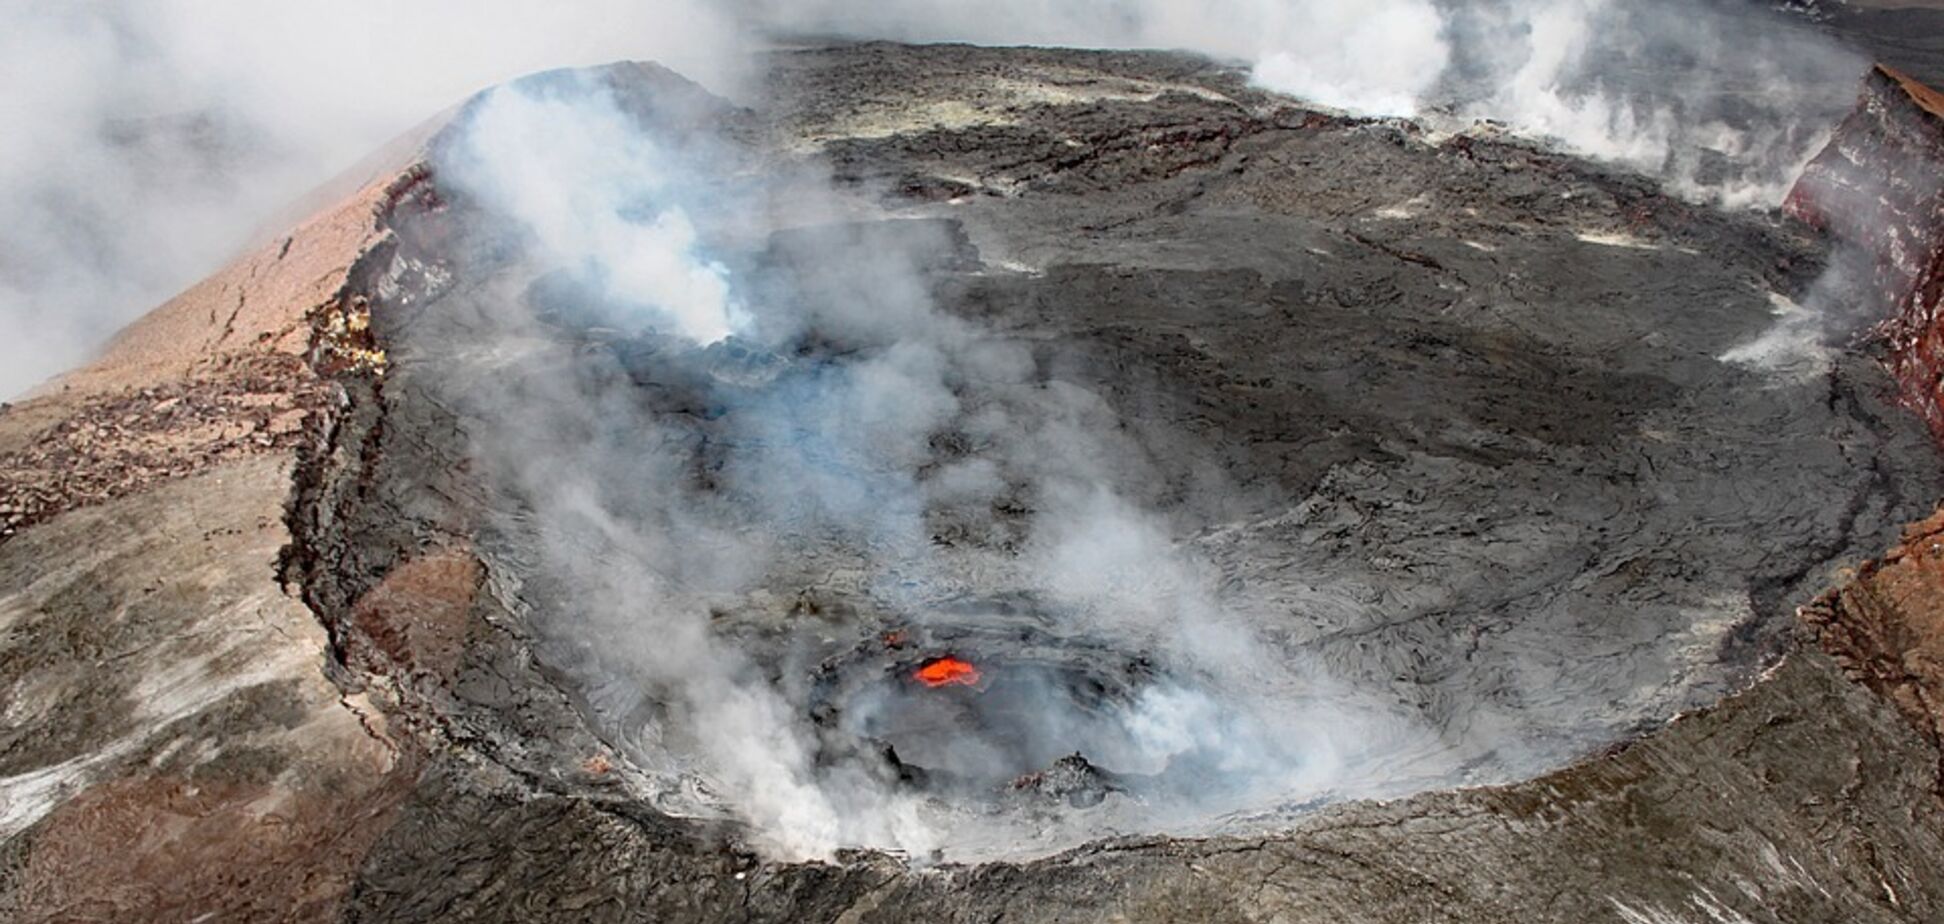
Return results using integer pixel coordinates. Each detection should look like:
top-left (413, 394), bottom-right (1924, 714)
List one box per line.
top-left (1786, 64), bottom-right (1944, 443)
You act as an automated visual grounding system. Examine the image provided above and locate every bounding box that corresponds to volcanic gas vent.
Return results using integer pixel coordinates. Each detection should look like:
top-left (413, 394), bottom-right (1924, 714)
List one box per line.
top-left (809, 613), bottom-right (1184, 805)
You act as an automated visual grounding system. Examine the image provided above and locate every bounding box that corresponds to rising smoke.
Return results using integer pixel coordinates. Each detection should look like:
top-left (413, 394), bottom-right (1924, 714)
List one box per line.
top-left (751, 0), bottom-right (1454, 118)
top-left (1722, 111), bottom-right (1944, 376)
top-left (428, 71), bottom-right (1441, 859)
top-left (0, 0), bottom-right (1876, 398)
top-left (1432, 0), bottom-right (1864, 208)
top-left (0, 0), bottom-right (747, 400)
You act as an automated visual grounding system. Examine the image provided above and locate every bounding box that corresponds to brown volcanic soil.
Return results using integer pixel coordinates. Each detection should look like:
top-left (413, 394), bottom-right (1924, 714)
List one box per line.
top-left (0, 148), bottom-right (422, 921)
top-left (0, 163), bottom-right (422, 546)
top-left (1803, 506), bottom-right (1944, 770)
top-left (6, 42), bottom-right (1944, 924)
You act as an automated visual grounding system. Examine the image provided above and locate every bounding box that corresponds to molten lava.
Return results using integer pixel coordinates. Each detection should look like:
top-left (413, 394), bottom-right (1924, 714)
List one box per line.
top-left (914, 656), bottom-right (981, 688)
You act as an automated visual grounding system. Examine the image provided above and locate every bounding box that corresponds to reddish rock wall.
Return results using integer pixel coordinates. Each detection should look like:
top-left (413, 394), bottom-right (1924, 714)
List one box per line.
top-left (1787, 64), bottom-right (1944, 443)
top-left (1801, 508), bottom-right (1944, 781)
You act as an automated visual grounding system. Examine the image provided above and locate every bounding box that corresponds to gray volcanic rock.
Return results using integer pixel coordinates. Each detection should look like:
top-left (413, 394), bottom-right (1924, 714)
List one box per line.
top-left (7, 41), bottom-right (1944, 924)
top-left (1821, 1), bottom-right (1944, 88)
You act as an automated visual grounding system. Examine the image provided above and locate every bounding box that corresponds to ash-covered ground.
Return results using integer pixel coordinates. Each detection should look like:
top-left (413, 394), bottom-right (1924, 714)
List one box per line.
top-left (325, 44), bottom-right (1942, 865)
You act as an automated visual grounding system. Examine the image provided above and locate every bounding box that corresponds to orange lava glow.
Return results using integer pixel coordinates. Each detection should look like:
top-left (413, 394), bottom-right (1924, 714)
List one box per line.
top-left (913, 656), bottom-right (981, 688)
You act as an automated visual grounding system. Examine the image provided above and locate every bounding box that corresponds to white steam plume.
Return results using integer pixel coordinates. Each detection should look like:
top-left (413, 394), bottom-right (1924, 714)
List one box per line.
top-left (1439, 0), bottom-right (1863, 208)
top-left (0, 0), bottom-right (1874, 398)
top-left (0, 0), bottom-right (746, 399)
top-left (445, 87), bottom-right (745, 343)
top-left (750, 0), bottom-right (1451, 117)
top-left (433, 71), bottom-right (1435, 859)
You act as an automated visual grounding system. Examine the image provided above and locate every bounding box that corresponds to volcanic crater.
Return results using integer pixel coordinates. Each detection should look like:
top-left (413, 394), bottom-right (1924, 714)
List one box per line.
top-left (10, 24), bottom-right (1944, 924)
top-left (285, 45), bottom-right (1944, 865)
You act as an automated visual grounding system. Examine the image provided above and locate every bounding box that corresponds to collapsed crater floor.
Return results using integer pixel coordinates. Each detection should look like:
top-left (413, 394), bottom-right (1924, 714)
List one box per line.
top-left (278, 40), bottom-right (1944, 873)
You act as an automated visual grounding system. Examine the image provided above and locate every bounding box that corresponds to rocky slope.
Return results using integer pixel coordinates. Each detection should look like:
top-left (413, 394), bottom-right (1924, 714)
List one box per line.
top-left (3, 43), bottom-right (1944, 924)
top-left (0, 167), bottom-right (420, 918)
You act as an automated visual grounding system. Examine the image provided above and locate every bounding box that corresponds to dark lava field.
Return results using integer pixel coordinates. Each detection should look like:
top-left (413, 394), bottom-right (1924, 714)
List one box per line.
top-left (275, 40), bottom-right (1944, 919)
